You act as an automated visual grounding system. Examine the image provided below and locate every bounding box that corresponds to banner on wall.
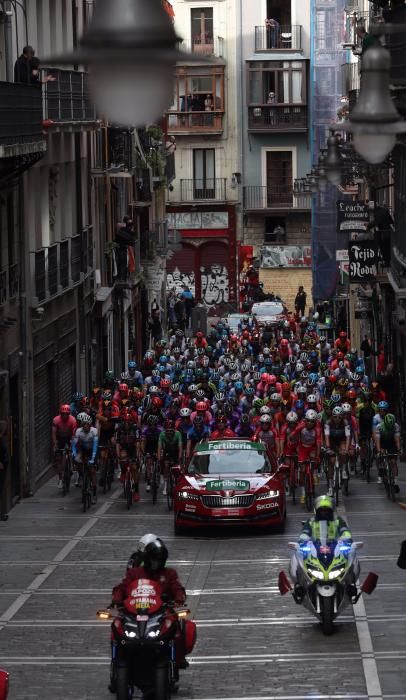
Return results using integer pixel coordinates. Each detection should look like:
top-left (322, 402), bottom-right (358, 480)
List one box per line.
top-left (348, 240), bottom-right (378, 282)
top-left (260, 246), bottom-right (311, 268)
top-left (337, 201), bottom-right (369, 233)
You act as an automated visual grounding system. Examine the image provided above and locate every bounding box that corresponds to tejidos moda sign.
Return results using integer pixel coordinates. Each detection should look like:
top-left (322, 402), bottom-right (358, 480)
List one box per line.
top-left (337, 201), bottom-right (369, 232)
top-left (348, 240), bottom-right (377, 281)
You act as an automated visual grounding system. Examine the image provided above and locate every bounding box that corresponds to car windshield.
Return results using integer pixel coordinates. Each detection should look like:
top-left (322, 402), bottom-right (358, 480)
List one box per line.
top-left (252, 302), bottom-right (284, 317)
top-left (226, 315), bottom-right (251, 332)
top-left (188, 448), bottom-right (271, 475)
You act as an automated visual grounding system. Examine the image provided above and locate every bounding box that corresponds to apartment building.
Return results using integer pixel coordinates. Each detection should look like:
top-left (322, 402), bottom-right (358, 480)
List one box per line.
top-left (166, 1), bottom-right (239, 309)
top-left (240, 0), bottom-right (312, 310)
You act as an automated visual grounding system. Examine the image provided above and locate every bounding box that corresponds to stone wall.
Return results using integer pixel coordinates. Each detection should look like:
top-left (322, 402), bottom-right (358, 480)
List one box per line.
top-left (259, 268), bottom-right (313, 315)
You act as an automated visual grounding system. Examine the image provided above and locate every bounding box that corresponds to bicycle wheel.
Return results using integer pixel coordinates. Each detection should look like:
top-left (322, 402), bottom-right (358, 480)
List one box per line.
top-left (334, 467), bottom-right (340, 507)
top-left (304, 468), bottom-right (313, 512)
top-left (387, 462), bottom-right (397, 502)
top-left (289, 462), bottom-right (296, 505)
top-left (62, 455), bottom-right (70, 496)
top-left (167, 471), bottom-right (174, 512)
top-left (82, 470), bottom-right (89, 513)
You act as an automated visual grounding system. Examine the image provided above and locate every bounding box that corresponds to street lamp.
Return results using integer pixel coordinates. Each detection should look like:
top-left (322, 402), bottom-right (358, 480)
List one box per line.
top-left (325, 135), bottom-right (342, 185)
top-left (43, 0), bottom-right (198, 127)
top-left (333, 41), bottom-right (406, 164)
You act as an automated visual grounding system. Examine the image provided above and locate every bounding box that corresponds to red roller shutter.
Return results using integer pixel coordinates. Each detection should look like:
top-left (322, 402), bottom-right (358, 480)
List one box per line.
top-left (199, 242), bottom-right (229, 306)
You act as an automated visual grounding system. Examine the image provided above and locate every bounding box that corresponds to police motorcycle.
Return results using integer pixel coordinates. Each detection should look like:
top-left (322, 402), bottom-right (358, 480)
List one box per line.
top-left (97, 579), bottom-right (196, 699)
top-left (278, 524), bottom-right (378, 635)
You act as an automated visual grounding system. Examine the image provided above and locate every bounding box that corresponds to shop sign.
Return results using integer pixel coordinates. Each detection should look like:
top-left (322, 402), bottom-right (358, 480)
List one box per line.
top-left (337, 201), bottom-right (369, 232)
top-left (348, 240), bottom-right (378, 281)
top-left (167, 211), bottom-right (229, 230)
top-left (260, 246), bottom-right (311, 268)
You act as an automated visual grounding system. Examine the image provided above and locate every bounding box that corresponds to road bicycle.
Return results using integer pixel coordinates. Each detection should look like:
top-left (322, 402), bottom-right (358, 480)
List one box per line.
top-left (360, 435), bottom-right (374, 483)
top-left (166, 458), bottom-right (180, 512)
top-left (284, 455), bottom-right (298, 505)
top-left (81, 455), bottom-right (94, 513)
top-left (150, 456), bottom-right (160, 505)
top-left (331, 452), bottom-right (348, 506)
top-left (99, 444), bottom-right (115, 493)
top-left (122, 460), bottom-right (138, 510)
top-left (380, 451), bottom-right (399, 502)
top-left (55, 447), bottom-right (72, 496)
top-left (300, 459), bottom-right (316, 512)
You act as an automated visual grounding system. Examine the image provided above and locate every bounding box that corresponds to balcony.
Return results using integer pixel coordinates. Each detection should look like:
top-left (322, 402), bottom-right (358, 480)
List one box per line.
top-left (92, 127), bottom-right (136, 176)
top-left (167, 110), bottom-right (224, 136)
top-left (243, 186), bottom-right (311, 211)
top-left (255, 25), bottom-right (302, 52)
top-left (178, 36), bottom-right (225, 58)
top-left (248, 105), bottom-right (307, 132)
top-left (31, 228), bottom-right (94, 306)
top-left (176, 178), bottom-right (227, 202)
top-left (42, 68), bottom-right (97, 129)
top-left (0, 81), bottom-right (46, 159)
top-left (342, 62), bottom-right (360, 95)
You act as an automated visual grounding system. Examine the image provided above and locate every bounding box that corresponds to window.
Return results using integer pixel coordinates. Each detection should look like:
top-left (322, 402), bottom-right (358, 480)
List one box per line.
top-left (248, 61), bottom-right (306, 104)
top-left (193, 149), bottom-right (215, 197)
top-left (171, 66), bottom-right (224, 113)
top-left (191, 8), bottom-right (214, 54)
top-left (267, 0), bottom-right (291, 26)
top-left (266, 151), bottom-right (293, 205)
top-left (264, 216), bottom-right (286, 243)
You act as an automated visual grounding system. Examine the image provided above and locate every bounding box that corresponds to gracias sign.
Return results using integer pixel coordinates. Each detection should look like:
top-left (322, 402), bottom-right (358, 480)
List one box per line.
top-left (348, 241), bottom-right (377, 281)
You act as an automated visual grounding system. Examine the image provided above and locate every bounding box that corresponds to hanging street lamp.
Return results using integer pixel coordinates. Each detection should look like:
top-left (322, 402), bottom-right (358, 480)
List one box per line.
top-left (43, 0), bottom-right (200, 127)
top-left (332, 41), bottom-right (406, 164)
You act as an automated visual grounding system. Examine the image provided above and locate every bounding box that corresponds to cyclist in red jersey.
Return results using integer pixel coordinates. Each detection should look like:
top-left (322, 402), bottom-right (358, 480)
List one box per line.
top-left (52, 405), bottom-right (77, 489)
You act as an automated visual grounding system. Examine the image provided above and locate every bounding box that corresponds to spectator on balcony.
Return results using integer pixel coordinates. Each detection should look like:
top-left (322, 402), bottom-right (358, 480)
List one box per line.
top-left (115, 216), bottom-right (135, 281)
top-left (354, 25), bottom-right (374, 56)
top-left (14, 46), bottom-right (55, 84)
top-left (265, 18), bottom-right (280, 48)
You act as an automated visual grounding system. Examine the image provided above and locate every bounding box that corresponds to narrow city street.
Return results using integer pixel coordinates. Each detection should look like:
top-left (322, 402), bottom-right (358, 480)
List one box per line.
top-left (0, 469), bottom-right (405, 700)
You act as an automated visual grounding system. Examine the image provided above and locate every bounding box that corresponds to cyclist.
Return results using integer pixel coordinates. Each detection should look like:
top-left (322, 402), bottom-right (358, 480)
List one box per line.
top-left (96, 399), bottom-right (120, 487)
top-left (235, 413), bottom-right (255, 439)
top-left (115, 408), bottom-right (141, 500)
top-left (252, 414), bottom-right (279, 470)
top-left (72, 414), bottom-right (98, 504)
top-left (52, 405), bottom-right (77, 489)
top-left (357, 391), bottom-right (375, 474)
top-left (324, 406), bottom-right (351, 496)
top-left (157, 419), bottom-right (183, 496)
top-left (141, 415), bottom-right (162, 493)
top-left (375, 413), bottom-right (401, 489)
top-left (290, 409), bottom-right (322, 503)
top-left (186, 416), bottom-right (211, 462)
top-left (70, 392), bottom-right (84, 418)
top-left (210, 414), bottom-right (236, 440)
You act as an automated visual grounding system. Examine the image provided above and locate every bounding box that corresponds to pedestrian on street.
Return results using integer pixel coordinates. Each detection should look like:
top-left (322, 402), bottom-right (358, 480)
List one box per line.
top-left (181, 286), bottom-right (194, 329)
top-left (168, 288), bottom-right (177, 326)
top-left (0, 421), bottom-right (9, 522)
top-left (148, 310), bottom-right (162, 344)
top-left (295, 286), bottom-right (307, 317)
top-left (175, 296), bottom-right (186, 331)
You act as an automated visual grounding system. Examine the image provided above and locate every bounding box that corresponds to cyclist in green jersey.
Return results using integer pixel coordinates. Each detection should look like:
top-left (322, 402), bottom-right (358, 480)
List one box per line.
top-left (157, 419), bottom-right (183, 496)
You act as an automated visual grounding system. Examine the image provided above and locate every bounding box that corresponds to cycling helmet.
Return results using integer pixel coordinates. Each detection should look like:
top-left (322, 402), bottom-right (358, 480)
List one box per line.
top-left (355, 366), bottom-right (364, 375)
top-left (281, 382), bottom-right (291, 392)
top-left (319, 336), bottom-right (326, 343)
top-left (297, 386), bottom-right (307, 396)
top-left (270, 392), bottom-right (281, 402)
top-left (60, 404), bottom-right (71, 415)
top-left (300, 371), bottom-right (308, 380)
top-left (118, 383), bottom-right (129, 393)
top-left (196, 347), bottom-right (205, 356)
top-left (346, 390), bottom-right (357, 400)
top-left (378, 401), bottom-right (389, 410)
top-left (260, 405), bottom-right (271, 415)
top-left (121, 372), bottom-right (129, 381)
top-left (158, 365), bottom-right (166, 373)
top-left (152, 369), bottom-right (160, 377)
top-left (289, 356), bottom-right (297, 365)
top-left (244, 386), bottom-right (255, 396)
top-left (76, 412), bottom-right (87, 423)
top-left (253, 398), bottom-right (263, 409)
top-left (143, 538), bottom-right (169, 574)
top-left (230, 373), bottom-right (241, 382)
top-left (105, 371), bottom-right (115, 381)
top-left (160, 378), bottom-right (170, 388)
top-left (214, 392), bottom-right (225, 403)
top-left (234, 381), bottom-right (243, 391)
top-left (384, 413), bottom-right (396, 429)
top-left (216, 414), bottom-right (228, 426)
top-left (305, 409), bottom-right (318, 421)
top-left (341, 403), bottom-right (352, 413)
top-left (260, 414), bottom-right (272, 425)
top-left (147, 415), bottom-right (159, 426)
top-left (149, 385), bottom-right (159, 395)
top-left (253, 372), bottom-right (261, 381)
top-left (307, 377), bottom-right (316, 386)
top-left (180, 408), bottom-right (191, 418)
top-left (307, 395), bottom-right (317, 404)
top-left (241, 363), bottom-right (250, 372)
top-left (72, 391), bottom-right (84, 402)
top-left (81, 414), bottom-right (92, 425)
top-left (240, 414), bottom-right (250, 424)
top-left (331, 392), bottom-right (341, 404)
top-left (196, 401), bottom-right (207, 412)
top-left (195, 389), bottom-right (205, 400)
top-left (171, 383), bottom-right (180, 393)
top-left (332, 406), bottom-right (343, 416)
top-left (296, 362), bottom-right (304, 373)
top-left (128, 361), bottom-right (137, 370)
top-left (315, 495), bottom-right (335, 522)
top-left (263, 347), bottom-right (271, 356)
top-left (268, 375), bottom-right (277, 385)
top-left (295, 400), bottom-right (305, 411)
top-left (159, 355), bottom-right (168, 364)
top-left (300, 352), bottom-right (308, 362)
top-left (323, 399), bottom-right (333, 409)
top-left (286, 411), bottom-right (299, 423)
top-left (151, 396), bottom-right (163, 408)
top-left (189, 384), bottom-right (198, 393)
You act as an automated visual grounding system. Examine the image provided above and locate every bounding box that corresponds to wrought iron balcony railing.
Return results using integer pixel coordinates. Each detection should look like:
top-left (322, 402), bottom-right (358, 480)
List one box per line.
top-left (255, 25), bottom-right (302, 52)
top-left (248, 105), bottom-right (308, 131)
top-left (243, 185), bottom-right (311, 210)
top-left (42, 68), bottom-right (96, 125)
top-left (167, 111), bottom-right (223, 135)
top-left (92, 127), bottom-right (136, 174)
top-left (0, 81), bottom-right (45, 158)
top-left (179, 178), bottom-right (227, 202)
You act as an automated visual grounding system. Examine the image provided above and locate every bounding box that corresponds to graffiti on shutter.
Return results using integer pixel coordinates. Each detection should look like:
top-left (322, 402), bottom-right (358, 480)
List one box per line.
top-left (34, 365), bottom-right (52, 480)
top-left (200, 243), bottom-right (229, 306)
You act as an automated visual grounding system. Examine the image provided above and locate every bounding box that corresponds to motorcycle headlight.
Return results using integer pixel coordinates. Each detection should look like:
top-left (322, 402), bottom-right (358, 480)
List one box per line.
top-left (328, 567), bottom-right (346, 580)
top-left (256, 490), bottom-right (279, 500)
top-left (124, 630), bottom-right (137, 638)
top-left (147, 629), bottom-right (160, 638)
top-left (177, 491), bottom-right (200, 501)
top-left (306, 566), bottom-right (324, 580)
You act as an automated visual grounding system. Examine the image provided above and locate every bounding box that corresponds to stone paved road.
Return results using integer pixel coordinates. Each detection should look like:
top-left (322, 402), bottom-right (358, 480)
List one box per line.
top-left (0, 464), bottom-right (405, 700)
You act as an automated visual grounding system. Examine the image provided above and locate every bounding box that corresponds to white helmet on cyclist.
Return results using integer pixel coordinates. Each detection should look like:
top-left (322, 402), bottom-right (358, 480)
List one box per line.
top-left (307, 394), bottom-right (317, 404)
top-left (260, 414), bottom-right (272, 425)
top-left (81, 414), bottom-right (92, 425)
top-left (332, 406), bottom-right (343, 417)
top-left (341, 403), bottom-right (352, 413)
top-left (286, 411), bottom-right (299, 423)
top-left (76, 412), bottom-right (88, 423)
top-left (305, 409), bottom-right (318, 421)
top-left (180, 408), bottom-right (191, 418)
top-left (260, 405), bottom-right (271, 415)
top-left (296, 362), bottom-right (304, 372)
top-left (271, 392), bottom-right (281, 402)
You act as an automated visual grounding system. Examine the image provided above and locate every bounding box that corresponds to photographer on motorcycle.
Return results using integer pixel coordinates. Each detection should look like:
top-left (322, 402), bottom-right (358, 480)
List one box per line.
top-left (109, 537), bottom-right (187, 692)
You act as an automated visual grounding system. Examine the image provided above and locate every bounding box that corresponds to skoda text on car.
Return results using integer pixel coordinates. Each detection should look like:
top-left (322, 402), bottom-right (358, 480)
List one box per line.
top-left (173, 439), bottom-right (287, 533)
top-left (251, 301), bottom-right (286, 327)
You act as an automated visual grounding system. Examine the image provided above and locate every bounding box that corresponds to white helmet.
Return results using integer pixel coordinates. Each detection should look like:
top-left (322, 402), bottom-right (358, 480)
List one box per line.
top-left (76, 412), bottom-right (88, 423)
top-left (138, 534), bottom-right (159, 552)
top-left (307, 394), bottom-right (317, 404)
top-left (341, 403), bottom-right (352, 413)
top-left (271, 392), bottom-right (281, 402)
top-left (296, 362), bottom-right (304, 372)
top-left (180, 408), bottom-right (191, 418)
top-left (332, 406), bottom-right (343, 417)
top-left (286, 411), bottom-right (299, 423)
top-left (260, 405), bottom-right (271, 415)
top-left (260, 414), bottom-right (272, 425)
top-left (305, 409), bottom-right (318, 421)
top-left (81, 414), bottom-right (92, 425)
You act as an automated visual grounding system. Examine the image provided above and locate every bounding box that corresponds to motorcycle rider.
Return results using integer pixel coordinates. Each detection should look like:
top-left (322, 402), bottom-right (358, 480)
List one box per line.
top-left (109, 537), bottom-right (187, 692)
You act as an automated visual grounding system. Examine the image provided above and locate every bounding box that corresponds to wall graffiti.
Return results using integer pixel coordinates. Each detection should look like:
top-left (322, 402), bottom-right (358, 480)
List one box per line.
top-left (201, 264), bottom-right (229, 306)
top-left (166, 268), bottom-right (196, 297)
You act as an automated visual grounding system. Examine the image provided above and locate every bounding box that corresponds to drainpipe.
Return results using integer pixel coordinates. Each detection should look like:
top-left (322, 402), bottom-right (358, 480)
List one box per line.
top-left (4, 1), bottom-right (14, 82)
top-left (236, 0), bottom-right (245, 310)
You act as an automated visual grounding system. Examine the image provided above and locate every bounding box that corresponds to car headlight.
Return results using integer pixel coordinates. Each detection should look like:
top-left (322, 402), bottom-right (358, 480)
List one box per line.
top-left (177, 490), bottom-right (200, 501)
top-left (256, 490), bottom-right (279, 500)
top-left (306, 566), bottom-right (324, 580)
top-left (328, 567), bottom-right (346, 580)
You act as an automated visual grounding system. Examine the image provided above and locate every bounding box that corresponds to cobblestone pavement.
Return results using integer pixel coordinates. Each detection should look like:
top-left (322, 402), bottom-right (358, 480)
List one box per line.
top-left (0, 464), bottom-right (405, 700)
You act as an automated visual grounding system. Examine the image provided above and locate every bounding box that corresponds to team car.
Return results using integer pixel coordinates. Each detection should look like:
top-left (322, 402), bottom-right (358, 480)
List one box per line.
top-left (173, 439), bottom-right (287, 534)
top-left (251, 301), bottom-right (287, 327)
